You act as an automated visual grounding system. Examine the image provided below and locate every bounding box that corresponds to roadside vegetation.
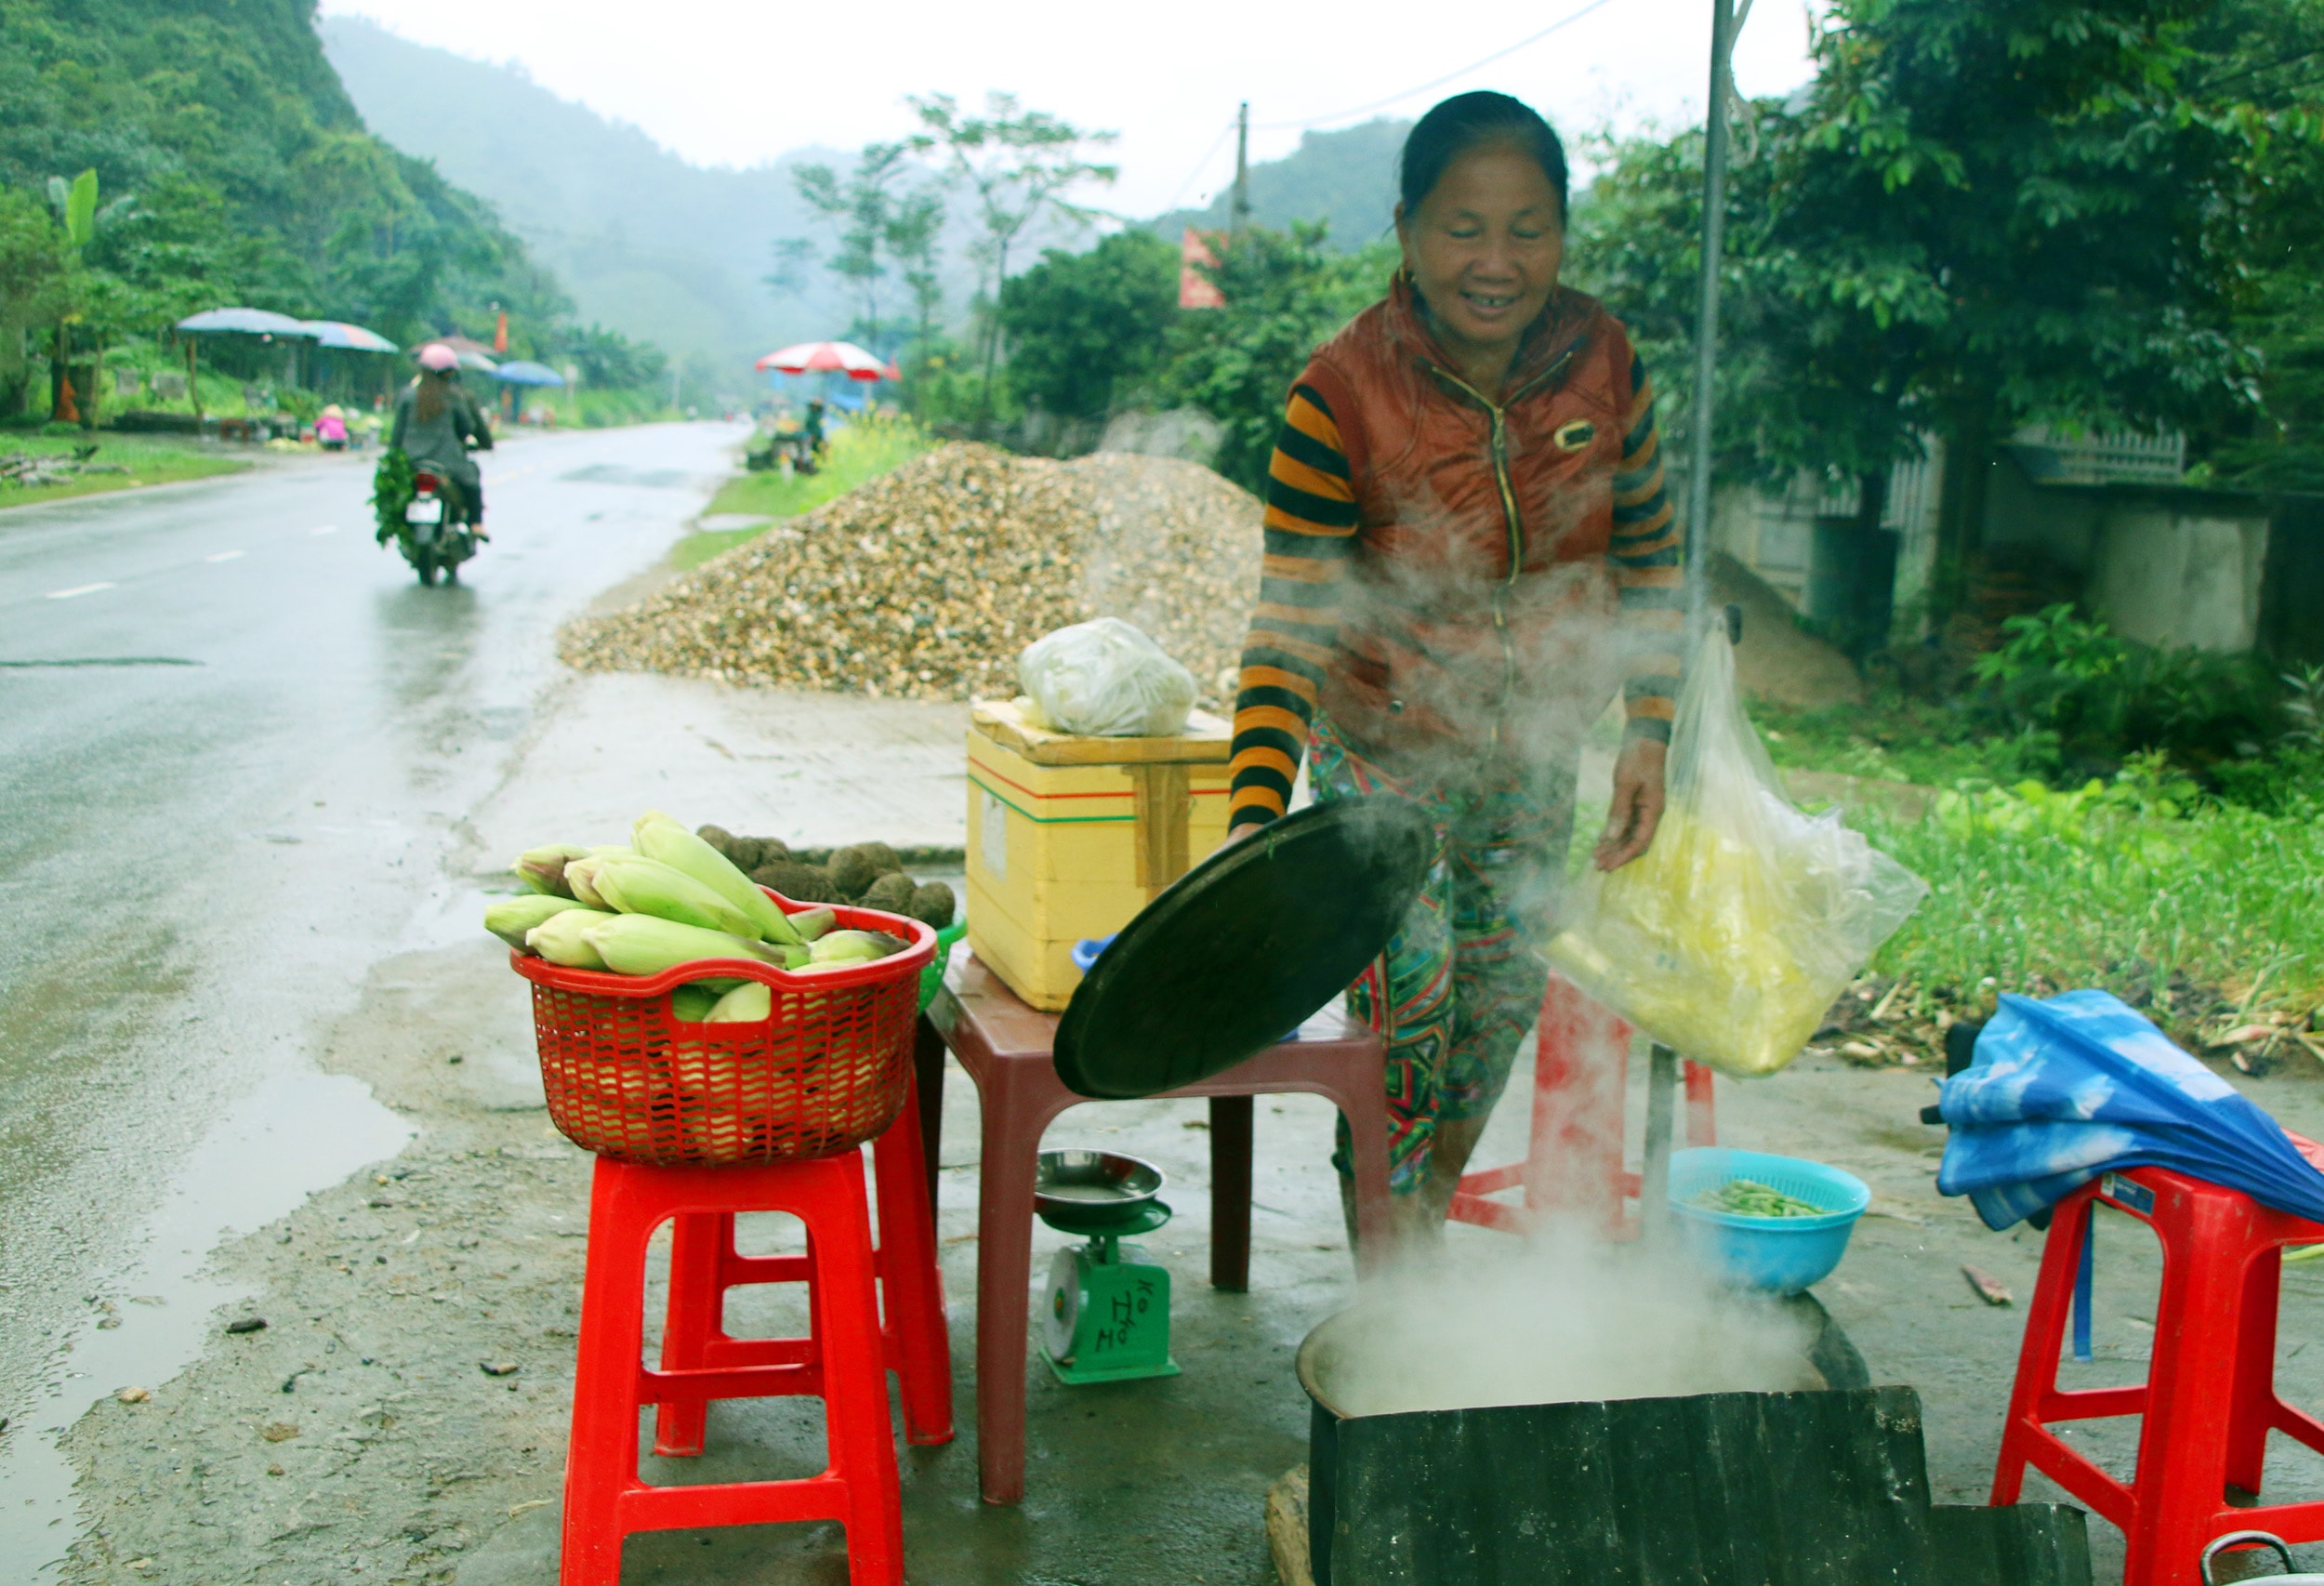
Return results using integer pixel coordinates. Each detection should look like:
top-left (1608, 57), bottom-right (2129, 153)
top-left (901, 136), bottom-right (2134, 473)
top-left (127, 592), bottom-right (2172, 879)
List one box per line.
top-left (675, 413), bottom-right (934, 569)
top-left (1747, 604), bottom-right (2324, 1066)
top-left (0, 428), bottom-right (247, 509)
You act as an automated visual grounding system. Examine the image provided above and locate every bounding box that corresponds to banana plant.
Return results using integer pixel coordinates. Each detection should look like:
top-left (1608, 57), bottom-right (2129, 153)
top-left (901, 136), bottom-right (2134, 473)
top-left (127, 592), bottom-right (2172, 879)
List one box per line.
top-left (44, 169), bottom-right (96, 425)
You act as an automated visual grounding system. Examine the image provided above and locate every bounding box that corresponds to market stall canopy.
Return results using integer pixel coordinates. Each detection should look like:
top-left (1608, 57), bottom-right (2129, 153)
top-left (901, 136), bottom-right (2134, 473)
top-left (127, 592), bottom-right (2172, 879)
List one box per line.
top-left (755, 340), bottom-right (898, 381)
top-left (303, 320), bottom-right (399, 352)
top-left (491, 359), bottom-right (566, 387)
top-left (177, 307), bottom-right (316, 338)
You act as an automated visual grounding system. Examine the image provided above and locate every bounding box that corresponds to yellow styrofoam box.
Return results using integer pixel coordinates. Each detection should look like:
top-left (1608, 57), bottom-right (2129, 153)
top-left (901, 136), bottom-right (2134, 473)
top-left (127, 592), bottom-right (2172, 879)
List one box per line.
top-left (963, 700), bottom-right (1231, 1011)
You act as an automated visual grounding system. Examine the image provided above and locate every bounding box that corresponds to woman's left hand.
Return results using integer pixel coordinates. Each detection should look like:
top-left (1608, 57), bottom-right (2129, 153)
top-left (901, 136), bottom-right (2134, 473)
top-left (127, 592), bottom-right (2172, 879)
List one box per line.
top-left (1593, 738), bottom-right (1668, 871)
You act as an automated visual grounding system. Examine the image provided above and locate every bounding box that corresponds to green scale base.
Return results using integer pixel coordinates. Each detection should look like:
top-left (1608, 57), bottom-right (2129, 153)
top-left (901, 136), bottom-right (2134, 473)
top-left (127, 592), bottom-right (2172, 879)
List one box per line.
top-left (1038, 1200), bottom-right (1181, 1384)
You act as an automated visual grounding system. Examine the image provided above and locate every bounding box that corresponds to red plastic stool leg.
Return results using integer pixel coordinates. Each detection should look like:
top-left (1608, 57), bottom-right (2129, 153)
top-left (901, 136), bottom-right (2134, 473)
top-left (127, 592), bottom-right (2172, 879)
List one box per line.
top-left (561, 1158), bottom-right (660, 1586)
top-left (1991, 1186), bottom-right (2104, 1510)
top-left (651, 1210), bottom-right (732, 1458)
top-left (793, 1156), bottom-right (905, 1585)
top-left (2123, 1187), bottom-right (2264, 1584)
top-left (872, 1081), bottom-right (955, 1445)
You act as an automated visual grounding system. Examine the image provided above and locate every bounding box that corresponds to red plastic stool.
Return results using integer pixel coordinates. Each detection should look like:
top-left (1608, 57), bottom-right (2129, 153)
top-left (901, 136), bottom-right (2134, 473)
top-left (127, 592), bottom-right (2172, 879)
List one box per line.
top-left (652, 1085), bottom-right (953, 1457)
top-left (1449, 972), bottom-right (1715, 1237)
top-left (561, 1151), bottom-right (905, 1585)
top-left (1992, 1166), bottom-right (2324, 1584)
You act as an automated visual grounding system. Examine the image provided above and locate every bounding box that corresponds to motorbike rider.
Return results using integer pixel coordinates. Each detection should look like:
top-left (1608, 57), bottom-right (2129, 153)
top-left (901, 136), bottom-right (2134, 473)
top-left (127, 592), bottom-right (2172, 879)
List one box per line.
top-left (390, 343), bottom-right (495, 537)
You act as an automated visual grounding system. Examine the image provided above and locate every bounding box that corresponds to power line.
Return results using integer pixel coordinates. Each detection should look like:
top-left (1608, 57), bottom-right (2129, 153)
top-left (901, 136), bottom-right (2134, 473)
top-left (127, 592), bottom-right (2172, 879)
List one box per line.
top-left (1253, 0), bottom-right (1624, 133)
top-left (1155, 116), bottom-right (1242, 217)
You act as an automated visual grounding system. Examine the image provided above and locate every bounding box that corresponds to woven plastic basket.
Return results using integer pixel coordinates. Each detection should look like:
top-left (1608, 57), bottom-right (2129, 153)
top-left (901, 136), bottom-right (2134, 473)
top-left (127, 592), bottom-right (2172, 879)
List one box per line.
top-left (513, 896), bottom-right (937, 1167)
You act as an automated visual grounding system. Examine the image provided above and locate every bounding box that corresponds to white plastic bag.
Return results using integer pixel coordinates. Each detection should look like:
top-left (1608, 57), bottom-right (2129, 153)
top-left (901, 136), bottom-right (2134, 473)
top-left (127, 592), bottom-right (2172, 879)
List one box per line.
top-left (1544, 623), bottom-right (1928, 1077)
top-left (1017, 617), bottom-right (1196, 737)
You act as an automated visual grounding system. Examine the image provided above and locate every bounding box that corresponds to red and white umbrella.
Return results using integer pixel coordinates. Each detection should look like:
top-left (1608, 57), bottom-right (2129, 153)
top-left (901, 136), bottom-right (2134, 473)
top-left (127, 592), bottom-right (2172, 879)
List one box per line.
top-left (754, 340), bottom-right (898, 381)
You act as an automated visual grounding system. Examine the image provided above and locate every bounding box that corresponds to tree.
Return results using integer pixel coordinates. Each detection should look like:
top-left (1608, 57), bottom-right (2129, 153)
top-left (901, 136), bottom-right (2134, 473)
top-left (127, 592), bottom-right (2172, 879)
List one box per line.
top-left (0, 183), bottom-right (77, 417)
top-left (1155, 222), bottom-right (1394, 493)
top-left (1570, 0), bottom-right (2287, 619)
top-left (996, 230), bottom-right (1178, 419)
top-left (788, 142), bottom-right (913, 353)
top-left (883, 182), bottom-right (947, 380)
top-left (907, 92), bottom-right (1118, 414)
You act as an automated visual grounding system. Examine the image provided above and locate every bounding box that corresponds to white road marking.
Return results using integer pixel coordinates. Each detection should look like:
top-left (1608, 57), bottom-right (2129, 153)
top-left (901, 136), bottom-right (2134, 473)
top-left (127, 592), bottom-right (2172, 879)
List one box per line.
top-left (46, 582), bottom-right (115, 601)
top-left (205, 550), bottom-right (245, 563)
top-left (311, 524), bottom-right (337, 536)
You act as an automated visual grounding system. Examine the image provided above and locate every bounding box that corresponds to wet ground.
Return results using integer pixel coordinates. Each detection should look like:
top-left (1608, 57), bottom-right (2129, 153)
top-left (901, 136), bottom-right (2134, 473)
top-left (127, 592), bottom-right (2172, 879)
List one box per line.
top-left (13, 434), bottom-right (2324, 1584)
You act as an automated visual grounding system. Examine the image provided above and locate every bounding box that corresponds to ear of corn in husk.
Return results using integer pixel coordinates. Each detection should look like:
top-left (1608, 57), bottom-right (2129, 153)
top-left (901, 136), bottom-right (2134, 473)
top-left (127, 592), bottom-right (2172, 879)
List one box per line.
top-left (592, 854), bottom-right (759, 936)
top-left (635, 810), bottom-right (799, 945)
top-left (669, 983), bottom-right (724, 1022)
top-left (581, 914), bottom-right (779, 977)
top-left (808, 929), bottom-right (905, 965)
top-left (486, 894), bottom-right (588, 948)
top-left (785, 905), bottom-right (836, 942)
top-left (780, 943), bottom-right (812, 969)
top-left (563, 855), bottom-right (613, 909)
top-left (514, 843), bottom-right (590, 897)
top-left (527, 907), bottom-right (618, 969)
top-left (706, 982), bottom-right (772, 1023)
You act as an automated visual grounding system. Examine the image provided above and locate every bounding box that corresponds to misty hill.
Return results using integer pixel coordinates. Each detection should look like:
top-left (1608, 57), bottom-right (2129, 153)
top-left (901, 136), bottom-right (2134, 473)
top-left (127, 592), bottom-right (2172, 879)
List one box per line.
top-left (1149, 119), bottom-right (1410, 252)
top-left (322, 15), bottom-right (850, 395)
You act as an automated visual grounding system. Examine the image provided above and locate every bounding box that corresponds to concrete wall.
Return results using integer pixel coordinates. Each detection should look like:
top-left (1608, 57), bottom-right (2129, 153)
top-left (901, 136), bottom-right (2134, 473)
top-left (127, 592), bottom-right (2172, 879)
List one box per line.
top-left (2086, 504), bottom-right (2271, 653)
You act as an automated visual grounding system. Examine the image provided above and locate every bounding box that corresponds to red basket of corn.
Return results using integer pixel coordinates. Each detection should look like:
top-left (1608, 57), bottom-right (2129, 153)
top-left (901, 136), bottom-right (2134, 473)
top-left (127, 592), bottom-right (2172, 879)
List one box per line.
top-left (513, 893), bottom-right (936, 1167)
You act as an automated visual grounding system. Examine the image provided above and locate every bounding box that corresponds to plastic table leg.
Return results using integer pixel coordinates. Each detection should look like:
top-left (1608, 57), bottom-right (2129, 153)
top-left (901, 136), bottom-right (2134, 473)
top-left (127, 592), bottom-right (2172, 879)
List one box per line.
top-left (1210, 1095), bottom-right (1253, 1291)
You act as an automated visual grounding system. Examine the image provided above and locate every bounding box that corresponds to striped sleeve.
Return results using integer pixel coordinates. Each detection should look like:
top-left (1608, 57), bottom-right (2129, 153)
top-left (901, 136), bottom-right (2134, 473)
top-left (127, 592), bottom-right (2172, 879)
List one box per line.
top-left (1227, 382), bottom-right (1358, 830)
top-left (1609, 351), bottom-right (1684, 745)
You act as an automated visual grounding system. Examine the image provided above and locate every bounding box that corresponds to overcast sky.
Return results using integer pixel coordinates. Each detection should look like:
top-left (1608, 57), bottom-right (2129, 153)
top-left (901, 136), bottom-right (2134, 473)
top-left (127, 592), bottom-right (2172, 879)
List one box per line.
top-left (318, 0), bottom-right (1824, 218)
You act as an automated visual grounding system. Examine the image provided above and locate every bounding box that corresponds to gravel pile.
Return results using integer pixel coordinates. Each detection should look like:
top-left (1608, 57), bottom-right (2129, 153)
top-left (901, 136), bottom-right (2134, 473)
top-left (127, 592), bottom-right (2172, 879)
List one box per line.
top-left (558, 443), bottom-right (1261, 705)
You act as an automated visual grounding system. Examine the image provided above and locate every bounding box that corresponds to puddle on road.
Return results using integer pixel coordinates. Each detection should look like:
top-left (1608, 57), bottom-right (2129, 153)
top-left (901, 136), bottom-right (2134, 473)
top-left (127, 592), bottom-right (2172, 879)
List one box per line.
top-left (0, 1069), bottom-right (412, 1580)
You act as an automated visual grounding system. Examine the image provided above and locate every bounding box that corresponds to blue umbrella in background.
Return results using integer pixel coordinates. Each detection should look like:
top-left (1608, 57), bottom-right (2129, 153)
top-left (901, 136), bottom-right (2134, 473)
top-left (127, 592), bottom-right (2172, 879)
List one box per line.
top-left (1937, 991), bottom-right (2324, 1231)
top-left (177, 307), bottom-right (317, 338)
top-left (491, 360), bottom-right (566, 388)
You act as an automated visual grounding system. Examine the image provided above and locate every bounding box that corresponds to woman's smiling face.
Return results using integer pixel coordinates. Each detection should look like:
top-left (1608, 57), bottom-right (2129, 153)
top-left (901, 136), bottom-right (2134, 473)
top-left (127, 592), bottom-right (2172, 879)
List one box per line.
top-left (1397, 140), bottom-right (1565, 372)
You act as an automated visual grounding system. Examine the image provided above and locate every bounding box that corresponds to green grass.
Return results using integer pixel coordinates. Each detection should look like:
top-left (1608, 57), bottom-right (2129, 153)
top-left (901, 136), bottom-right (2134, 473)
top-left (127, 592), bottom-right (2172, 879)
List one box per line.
top-left (0, 430), bottom-right (249, 510)
top-left (1857, 765), bottom-right (2324, 1027)
top-left (671, 415), bottom-right (933, 570)
top-left (1749, 694), bottom-right (2063, 790)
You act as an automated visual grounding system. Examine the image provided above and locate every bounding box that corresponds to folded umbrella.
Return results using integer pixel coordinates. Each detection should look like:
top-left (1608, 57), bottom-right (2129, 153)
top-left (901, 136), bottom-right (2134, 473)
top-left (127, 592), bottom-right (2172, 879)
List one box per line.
top-left (1936, 990), bottom-right (2324, 1231)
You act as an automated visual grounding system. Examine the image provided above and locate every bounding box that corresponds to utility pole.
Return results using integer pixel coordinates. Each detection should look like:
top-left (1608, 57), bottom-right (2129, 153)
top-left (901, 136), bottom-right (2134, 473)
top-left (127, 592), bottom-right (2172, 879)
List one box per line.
top-left (1231, 102), bottom-right (1251, 243)
top-left (1684, 0), bottom-right (1748, 632)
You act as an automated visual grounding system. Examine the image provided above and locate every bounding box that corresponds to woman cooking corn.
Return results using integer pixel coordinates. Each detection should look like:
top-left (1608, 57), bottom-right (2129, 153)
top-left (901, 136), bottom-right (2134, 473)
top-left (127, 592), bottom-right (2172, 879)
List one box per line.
top-left (1226, 92), bottom-right (1683, 1244)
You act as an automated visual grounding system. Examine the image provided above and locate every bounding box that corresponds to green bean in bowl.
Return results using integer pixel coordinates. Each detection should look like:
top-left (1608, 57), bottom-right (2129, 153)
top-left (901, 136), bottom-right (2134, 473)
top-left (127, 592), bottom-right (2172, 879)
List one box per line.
top-left (1690, 1179), bottom-right (1828, 1219)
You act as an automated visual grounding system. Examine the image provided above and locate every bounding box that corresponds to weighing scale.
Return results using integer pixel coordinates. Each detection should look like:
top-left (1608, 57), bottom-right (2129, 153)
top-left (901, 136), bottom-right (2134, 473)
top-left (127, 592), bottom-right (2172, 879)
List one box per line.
top-left (1037, 1149), bottom-right (1181, 1384)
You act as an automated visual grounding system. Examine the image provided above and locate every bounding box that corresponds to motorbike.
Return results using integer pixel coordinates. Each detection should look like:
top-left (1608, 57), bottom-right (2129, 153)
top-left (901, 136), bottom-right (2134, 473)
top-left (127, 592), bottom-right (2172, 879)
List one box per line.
top-left (393, 466), bottom-right (479, 587)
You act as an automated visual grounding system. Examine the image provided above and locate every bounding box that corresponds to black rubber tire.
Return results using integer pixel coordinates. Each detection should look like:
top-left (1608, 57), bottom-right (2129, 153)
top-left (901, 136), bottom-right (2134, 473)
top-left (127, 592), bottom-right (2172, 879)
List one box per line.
top-left (415, 550), bottom-right (437, 587)
top-left (443, 557), bottom-right (459, 586)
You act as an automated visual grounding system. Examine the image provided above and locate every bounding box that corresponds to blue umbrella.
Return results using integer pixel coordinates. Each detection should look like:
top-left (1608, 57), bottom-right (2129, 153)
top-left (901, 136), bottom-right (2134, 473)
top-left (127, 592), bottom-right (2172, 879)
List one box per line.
top-left (177, 307), bottom-right (317, 338)
top-left (1936, 990), bottom-right (2324, 1231)
top-left (491, 360), bottom-right (566, 387)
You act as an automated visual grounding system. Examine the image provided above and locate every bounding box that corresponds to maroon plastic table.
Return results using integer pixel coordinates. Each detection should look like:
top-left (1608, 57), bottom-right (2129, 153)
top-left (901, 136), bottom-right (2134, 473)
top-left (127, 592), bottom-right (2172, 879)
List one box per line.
top-left (918, 950), bottom-right (1393, 1505)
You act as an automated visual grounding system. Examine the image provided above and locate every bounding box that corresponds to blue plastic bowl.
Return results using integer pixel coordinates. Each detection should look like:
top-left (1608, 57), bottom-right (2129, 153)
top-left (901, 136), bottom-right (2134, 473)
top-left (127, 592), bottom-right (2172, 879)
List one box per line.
top-left (1668, 1147), bottom-right (1870, 1295)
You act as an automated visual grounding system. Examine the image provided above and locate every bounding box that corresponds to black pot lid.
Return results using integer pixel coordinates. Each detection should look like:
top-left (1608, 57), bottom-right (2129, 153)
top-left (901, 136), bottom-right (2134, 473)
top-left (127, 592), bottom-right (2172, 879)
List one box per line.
top-left (1053, 794), bottom-right (1433, 1100)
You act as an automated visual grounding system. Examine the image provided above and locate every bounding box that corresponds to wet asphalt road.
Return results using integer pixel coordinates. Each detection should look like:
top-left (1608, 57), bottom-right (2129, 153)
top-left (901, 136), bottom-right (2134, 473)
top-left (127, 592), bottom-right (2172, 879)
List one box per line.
top-left (0, 423), bottom-right (740, 1467)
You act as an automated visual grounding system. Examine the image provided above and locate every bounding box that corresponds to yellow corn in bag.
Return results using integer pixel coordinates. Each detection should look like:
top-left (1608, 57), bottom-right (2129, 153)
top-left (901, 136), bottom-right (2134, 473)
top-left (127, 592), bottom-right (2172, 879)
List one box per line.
top-left (1546, 626), bottom-right (1926, 1077)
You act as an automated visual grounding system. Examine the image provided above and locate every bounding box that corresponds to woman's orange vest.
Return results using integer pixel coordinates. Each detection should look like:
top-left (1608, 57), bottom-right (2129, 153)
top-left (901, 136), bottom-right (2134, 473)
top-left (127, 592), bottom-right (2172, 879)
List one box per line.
top-left (1298, 278), bottom-right (1643, 765)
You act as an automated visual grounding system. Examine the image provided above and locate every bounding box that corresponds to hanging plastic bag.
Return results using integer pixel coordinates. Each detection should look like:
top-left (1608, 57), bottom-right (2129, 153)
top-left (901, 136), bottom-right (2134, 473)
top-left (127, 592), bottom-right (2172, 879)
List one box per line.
top-left (1544, 622), bottom-right (1928, 1077)
top-left (1017, 617), bottom-right (1197, 737)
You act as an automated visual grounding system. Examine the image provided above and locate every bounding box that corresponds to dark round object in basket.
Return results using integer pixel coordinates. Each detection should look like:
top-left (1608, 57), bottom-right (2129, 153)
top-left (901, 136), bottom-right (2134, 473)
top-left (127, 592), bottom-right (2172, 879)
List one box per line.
top-left (1054, 794), bottom-right (1433, 1100)
top-left (696, 824), bottom-right (739, 861)
top-left (825, 844), bottom-right (881, 900)
top-left (907, 880), bottom-right (957, 930)
top-left (861, 871), bottom-right (917, 914)
top-left (754, 858), bottom-right (839, 904)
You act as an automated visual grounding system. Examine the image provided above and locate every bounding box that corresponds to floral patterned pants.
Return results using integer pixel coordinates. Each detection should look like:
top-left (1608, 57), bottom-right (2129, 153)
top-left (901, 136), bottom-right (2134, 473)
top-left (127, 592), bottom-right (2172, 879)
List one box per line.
top-left (1310, 713), bottom-right (1576, 1194)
